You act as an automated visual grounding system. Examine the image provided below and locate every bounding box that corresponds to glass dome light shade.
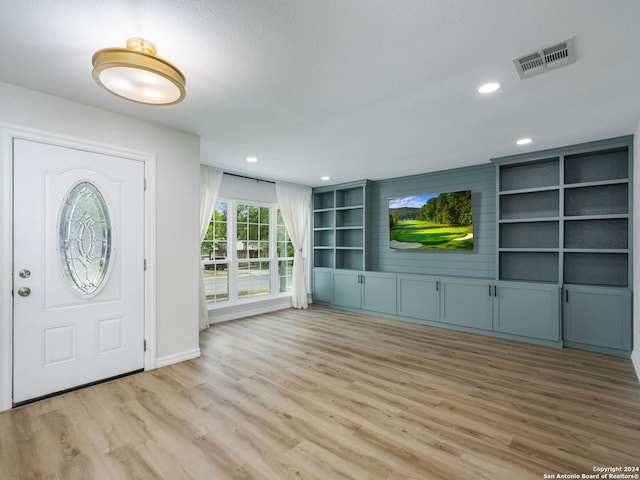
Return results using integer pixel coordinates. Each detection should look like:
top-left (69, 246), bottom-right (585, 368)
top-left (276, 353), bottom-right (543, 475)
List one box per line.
top-left (92, 38), bottom-right (186, 105)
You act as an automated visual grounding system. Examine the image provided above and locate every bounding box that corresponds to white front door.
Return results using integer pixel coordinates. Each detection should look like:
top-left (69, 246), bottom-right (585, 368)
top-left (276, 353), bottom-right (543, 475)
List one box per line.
top-left (13, 138), bottom-right (145, 404)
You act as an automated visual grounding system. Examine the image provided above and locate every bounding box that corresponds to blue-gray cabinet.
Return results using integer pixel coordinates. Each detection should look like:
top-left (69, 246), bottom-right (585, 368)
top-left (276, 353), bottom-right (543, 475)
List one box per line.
top-left (563, 285), bottom-right (632, 355)
top-left (362, 273), bottom-right (397, 315)
top-left (332, 271), bottom-right (362, 309)
top-left (441, 278), bottom-right (561, 343)
top-left (332, 271), bottom-right (397, 315)
top-left (441, 278), bottom-right (493, 330)
top-left (318, 270), bottom-right (562, 347)
top-left (397, 275), bottom-right (440, 322)
top-left (312, 268), bottom-right (333, 303)
top-left (494, 282), bottom-right (561, 341)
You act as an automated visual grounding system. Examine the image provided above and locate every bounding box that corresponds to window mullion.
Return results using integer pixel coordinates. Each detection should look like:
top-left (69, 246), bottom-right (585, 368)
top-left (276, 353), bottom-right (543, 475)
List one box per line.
top-left (269, 205), bottom-right (277, 295)
top-left (229, 200), bottom-right (238, 302)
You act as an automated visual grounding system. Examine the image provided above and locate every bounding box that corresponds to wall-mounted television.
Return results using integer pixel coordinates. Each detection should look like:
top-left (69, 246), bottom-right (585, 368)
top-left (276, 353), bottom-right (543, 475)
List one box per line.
top-left (388, 190), bottom-right (473, 250)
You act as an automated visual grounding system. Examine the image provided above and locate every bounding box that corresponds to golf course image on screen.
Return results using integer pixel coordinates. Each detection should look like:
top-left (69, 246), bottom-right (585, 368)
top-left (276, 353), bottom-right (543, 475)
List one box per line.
top-left (388, 190), bottom-right (473, 250)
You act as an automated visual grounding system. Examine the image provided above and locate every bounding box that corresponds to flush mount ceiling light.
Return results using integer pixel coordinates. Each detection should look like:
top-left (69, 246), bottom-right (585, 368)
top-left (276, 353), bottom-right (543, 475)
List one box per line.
top-left (478, 82), bottom-right (501, 94)
top-left (246, 157), bottom-right (258, 163)
top-left (92, 38), bottom-right (186, 105)
top-left (516, 138), bottom-right (533, 145)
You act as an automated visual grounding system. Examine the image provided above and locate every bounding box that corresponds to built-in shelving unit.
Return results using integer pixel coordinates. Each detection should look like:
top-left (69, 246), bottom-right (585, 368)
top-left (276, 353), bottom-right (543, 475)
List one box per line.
top-left (493, 136), bottom-right (633, 356)
top-left (497, 157), bottom-right (560, 283)
top-left (312, 180), bottom-right (369, 271)
top-left (494, 141), bottom-right (631, 287)
top-left (563, 147), bottom-right (629, 287)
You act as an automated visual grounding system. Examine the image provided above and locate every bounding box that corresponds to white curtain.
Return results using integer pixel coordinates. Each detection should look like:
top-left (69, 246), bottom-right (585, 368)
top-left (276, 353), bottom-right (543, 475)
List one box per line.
top-left (199, 166), bottom-right (224, 331)
top-left (276, 181), bottom-right (312, 308)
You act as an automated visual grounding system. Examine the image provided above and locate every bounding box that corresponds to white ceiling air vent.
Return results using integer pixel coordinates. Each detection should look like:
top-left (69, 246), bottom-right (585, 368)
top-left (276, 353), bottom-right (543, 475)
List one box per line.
top-left (513, 37), bottom-right (576, 79)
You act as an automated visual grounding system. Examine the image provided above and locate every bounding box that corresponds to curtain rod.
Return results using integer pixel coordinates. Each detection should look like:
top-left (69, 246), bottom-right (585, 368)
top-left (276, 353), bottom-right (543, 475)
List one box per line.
top-left (223, 172), bottom-right (276, 185)
top-left (223, 172), bottom-right (275, 184)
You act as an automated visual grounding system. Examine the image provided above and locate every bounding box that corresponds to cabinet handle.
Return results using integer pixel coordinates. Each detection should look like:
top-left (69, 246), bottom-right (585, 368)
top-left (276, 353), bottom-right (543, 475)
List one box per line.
top-left (494, 285), bottom-right (497, 297)
top-left (565, 289), bottom-right (569, 303)
top-left (436, 281), bottom-right (439, 292)
top-left (489, 285), bottom-right (492, 297)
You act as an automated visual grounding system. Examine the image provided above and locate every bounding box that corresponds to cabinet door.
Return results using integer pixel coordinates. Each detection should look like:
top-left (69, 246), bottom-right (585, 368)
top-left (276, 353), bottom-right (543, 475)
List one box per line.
top-left (441, 278), bottom-right (493, 330)
top-left (362, 273), bottom-right (396, 315)
top-left (312, 268), bottom-right (333, 303)
top-left (397, 275), bottom-right (440, 321)
top-left (493, 282), bottom-right (561, 341)
top-left (563, 286), bottom-right (632, 352)
top-left (332, 271), bottom-right (362, 309)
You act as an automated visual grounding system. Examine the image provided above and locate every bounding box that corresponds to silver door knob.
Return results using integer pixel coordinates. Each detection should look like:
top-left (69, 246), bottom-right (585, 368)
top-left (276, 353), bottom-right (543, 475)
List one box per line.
top-left (18, 269), bottom-right (31, 278)
top-left (17, 287), bottom-right (31, 297)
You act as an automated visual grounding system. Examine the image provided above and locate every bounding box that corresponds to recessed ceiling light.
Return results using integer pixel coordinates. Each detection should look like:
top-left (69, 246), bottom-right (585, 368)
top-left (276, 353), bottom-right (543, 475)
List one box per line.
top-left (478, 82), bottom-right (501, 94)
top-left (246, 157), bottom-right (258, 163)
top-left (516, 138), bottom-right (533, 145)
top-left (321, 176), bottom-right (330, 181)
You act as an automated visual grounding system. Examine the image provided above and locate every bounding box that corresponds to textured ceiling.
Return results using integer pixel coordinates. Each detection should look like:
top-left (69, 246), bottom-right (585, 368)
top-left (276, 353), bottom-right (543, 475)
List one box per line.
top-left (1, 0), bottom-right (639, 186)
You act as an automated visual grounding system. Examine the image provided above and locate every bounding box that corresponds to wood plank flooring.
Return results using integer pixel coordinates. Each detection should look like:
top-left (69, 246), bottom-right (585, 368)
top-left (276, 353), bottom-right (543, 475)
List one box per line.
top-left (1, 305), bottom-right (639, 479)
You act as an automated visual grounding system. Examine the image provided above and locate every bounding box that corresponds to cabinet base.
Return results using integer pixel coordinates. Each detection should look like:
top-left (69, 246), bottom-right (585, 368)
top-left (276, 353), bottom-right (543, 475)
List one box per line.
top-left (563, 340), bottom-right (631, 358)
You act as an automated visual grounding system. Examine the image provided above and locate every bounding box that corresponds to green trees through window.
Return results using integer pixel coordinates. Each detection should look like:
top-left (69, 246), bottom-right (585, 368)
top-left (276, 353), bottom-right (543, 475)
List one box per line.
top-left (201, 200), bottom-right (294, 305)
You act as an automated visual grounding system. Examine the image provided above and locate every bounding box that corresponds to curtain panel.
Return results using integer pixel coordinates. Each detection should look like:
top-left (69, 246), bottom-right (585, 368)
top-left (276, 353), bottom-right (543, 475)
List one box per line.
top-left (199, 166), bottom-right (223, 330)
top-left (275, 181), bottom-right (312, 308)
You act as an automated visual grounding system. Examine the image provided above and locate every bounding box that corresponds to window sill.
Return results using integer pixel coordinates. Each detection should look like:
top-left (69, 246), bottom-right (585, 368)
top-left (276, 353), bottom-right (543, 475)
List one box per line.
top-left (207, 294), bottom-right (298, 324)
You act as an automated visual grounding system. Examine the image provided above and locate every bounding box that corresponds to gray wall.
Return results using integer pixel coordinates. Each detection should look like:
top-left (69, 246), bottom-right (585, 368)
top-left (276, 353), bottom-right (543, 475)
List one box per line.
top-left (370, 163), bottom-right (496, 279)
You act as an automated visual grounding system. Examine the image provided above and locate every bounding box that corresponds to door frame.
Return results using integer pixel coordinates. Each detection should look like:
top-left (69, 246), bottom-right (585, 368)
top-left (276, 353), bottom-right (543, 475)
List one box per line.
top-left (0, 125), bottom-right (157, 411)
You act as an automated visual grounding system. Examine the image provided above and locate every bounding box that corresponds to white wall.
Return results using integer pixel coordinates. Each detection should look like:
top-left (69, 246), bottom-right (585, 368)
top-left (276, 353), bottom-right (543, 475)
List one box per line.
top-left (0, 82), bottom-right (201, 401)
top-left (633, 121), bottom-right (640, 382)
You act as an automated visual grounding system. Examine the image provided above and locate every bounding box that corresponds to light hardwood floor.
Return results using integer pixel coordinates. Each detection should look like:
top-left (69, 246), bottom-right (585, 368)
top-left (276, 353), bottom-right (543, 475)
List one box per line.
top-left (2, 305), bottom-right (639, 479)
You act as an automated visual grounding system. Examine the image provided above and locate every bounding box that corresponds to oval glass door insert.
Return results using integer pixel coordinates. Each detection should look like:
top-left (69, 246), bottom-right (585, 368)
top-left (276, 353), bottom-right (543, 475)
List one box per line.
top-left (59, 181), bottom-right (112, 296)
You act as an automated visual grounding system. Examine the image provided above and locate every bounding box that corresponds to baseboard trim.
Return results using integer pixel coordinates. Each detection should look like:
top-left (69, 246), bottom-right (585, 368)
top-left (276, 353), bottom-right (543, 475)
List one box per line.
top-left (156, 348), bottom-right (201, 368)
top-left (209, 294), bottom-right (312, 324)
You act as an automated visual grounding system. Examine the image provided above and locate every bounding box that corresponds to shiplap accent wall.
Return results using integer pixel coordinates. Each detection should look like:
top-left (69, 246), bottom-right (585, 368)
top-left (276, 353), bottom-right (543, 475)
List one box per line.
top-left (370, 163), bottom-right (496, 278)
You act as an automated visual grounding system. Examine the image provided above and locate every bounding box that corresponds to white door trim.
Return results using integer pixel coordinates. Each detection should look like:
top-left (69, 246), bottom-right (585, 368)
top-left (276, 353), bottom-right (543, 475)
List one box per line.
top-left (0, 124), bottom-right (157, 411)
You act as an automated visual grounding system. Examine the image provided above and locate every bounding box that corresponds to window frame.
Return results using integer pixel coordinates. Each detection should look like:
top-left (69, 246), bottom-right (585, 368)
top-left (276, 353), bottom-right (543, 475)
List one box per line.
top-left (201, 197), bottom-right (294, 308)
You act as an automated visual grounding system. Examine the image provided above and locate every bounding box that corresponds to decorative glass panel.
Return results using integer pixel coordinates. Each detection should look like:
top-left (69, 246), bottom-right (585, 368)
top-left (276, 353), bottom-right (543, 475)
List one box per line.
top-left (59, 182), bottom-right (112, 296)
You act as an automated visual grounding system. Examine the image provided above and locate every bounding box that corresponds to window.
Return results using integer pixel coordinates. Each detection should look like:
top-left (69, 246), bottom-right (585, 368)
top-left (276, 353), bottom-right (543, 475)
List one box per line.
top-left (236, 204), bottom-right (270, 298)
top-left (201, 202), bottom-right (229, 303)
top-left (201, 199), bottom-right (294, 306)
top-left (277, 209), bottom-right (294, 294)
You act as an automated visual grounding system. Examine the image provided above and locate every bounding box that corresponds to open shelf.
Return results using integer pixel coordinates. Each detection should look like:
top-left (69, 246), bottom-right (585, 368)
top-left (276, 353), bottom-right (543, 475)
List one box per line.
top-left (564, 148), bottom-right (628, 184)
top-left (313, 210), bottom-right (334, 229)
top-left (564, 252), bottom-right (628, 287)
top-left (564, 183), bottom-right (628, 216)
top-left (336, 208), bottom-right (363, 228)
top-left (336, 228), bottom-right (363, 248)
top-left (499, 252), bottom-right (559, 283)
top-left (313, 229), bottom-right (335, 248)
top-left (500, 221), bottom-right (559, 249)
top-left (336, 249), bottom-right (363, 270)
top-left (335, 187), bottom-right (364, 208)
top-left (564, 218), bottom-right (627, 249)
top-left (313, 191), bottom-right (334, 210)
top-left (500, 190), bottom-right (559, 220)
top-left (500, 157), bottom-right (559, 191)
top-left (314, 249), bottom-right (334, 269)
